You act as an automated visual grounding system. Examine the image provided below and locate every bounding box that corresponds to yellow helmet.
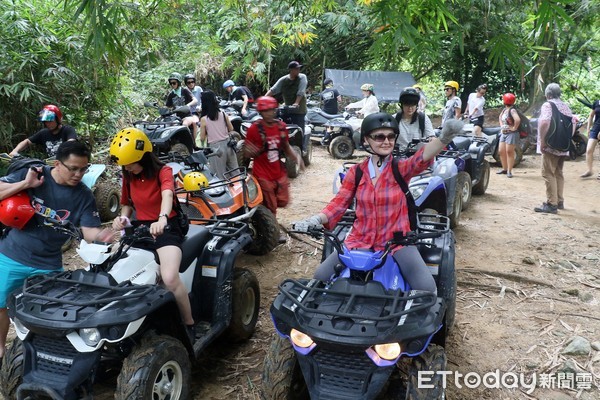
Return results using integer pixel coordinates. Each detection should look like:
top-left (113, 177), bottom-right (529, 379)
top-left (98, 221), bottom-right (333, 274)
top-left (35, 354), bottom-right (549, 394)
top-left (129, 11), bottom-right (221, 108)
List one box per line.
top-left (444, 81), bottom-right (460, 91)
top-left (109, 127), bottom-right (153, 166)
top-left (412, 84), bottom-right (422, 90)
top-left (183, 171), bottom-right (209, 191)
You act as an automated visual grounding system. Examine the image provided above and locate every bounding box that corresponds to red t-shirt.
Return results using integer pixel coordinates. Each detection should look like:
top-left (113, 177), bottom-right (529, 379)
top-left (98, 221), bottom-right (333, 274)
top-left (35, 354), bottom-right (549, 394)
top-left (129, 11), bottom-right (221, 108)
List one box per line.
top-left (121, 166), bottom-right (176, 221)
top-left (245, 120), bottom-right (288, 180)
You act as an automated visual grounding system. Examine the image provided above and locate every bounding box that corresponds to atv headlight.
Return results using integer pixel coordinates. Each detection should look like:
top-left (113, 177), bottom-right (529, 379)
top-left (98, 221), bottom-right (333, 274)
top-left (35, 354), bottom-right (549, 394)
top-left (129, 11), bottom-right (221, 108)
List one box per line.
top-left (247, 178), bottom-right (259, 202)
top-left (410, 185), bottom-right (425, 200)
top-left (374, 342), bottom-right (401, 361)
top-left (79, 328), bottom-right (101, 347)
top-left (290, 329), bottom-right (314, 348)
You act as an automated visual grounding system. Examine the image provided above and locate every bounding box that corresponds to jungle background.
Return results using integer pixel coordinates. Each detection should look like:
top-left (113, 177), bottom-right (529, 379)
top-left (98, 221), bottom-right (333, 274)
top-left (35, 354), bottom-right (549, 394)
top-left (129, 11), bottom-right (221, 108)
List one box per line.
top-left (0, 0), bottom-right (599, 152)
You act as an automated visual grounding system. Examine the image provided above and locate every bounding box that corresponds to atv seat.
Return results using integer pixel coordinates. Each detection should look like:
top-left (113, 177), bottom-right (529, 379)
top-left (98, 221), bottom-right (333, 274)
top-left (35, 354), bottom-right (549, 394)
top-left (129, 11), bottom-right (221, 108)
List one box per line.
top-left (316, 109), bottom-right (343, 119)
top-left (451, 136), bottom-right (471, 151)
top-left (180, 225), bottom-right (211, 272)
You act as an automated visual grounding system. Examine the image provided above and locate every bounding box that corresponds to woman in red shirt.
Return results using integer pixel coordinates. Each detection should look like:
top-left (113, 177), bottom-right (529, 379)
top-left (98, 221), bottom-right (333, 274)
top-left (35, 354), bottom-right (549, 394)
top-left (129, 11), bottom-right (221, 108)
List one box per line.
top-left (109, 127), bottom-right (195, 337)
top-left (294, 113), bottom-right (462, 292)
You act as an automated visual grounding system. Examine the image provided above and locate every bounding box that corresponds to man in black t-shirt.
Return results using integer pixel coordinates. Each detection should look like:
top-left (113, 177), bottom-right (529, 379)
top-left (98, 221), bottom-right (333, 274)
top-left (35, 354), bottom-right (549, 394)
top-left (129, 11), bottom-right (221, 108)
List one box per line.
top-left (320, 78), bottom-right (341, 115)
top-left (10, 104), bottom-right (77, 158)
top-left (223, 80), bottom-right (254, 116)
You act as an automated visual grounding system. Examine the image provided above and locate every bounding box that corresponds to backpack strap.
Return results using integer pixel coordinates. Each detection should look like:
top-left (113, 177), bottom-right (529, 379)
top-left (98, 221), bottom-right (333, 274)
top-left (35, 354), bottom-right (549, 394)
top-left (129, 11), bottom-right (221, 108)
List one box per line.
top-left (256, 120), bottom-right (287, 156)
top-left (418, 112), bottom-right (425, 137)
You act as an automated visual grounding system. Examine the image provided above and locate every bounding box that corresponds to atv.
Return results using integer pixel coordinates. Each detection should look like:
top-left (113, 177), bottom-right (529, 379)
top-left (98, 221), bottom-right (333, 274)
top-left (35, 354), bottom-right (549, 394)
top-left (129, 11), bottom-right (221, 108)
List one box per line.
top-left (133, 101), bottom-right (195, 156)
top-left (262, 213), bottom-right (456, 400)
top-left (163, 149), bottom-right (280, 255)
top-left (0, 218), bottom-right (259, 400)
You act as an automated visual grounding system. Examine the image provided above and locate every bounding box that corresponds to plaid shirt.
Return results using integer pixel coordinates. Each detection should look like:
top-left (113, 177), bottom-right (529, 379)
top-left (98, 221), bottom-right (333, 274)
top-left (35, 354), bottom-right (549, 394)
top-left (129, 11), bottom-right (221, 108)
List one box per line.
top-left (322, 148), bottom-right (431, 251)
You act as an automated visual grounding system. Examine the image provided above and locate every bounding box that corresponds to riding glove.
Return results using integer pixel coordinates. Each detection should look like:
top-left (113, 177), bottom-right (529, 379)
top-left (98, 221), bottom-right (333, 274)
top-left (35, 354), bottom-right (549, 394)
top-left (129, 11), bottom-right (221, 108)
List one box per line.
top-left (293, 215), bottom-right (323, 232)
top-left (438, 119), bottom-right (464, 145)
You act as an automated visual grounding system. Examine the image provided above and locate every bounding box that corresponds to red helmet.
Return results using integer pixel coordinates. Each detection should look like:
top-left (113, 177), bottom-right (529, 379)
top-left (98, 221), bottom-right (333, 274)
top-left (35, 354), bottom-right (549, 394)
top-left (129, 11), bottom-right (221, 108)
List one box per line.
top-left (256, 96), bottom-right (278, 111)
top-left (0, 192), bottom-right (35, 230)
top-left (502, 93), bottom-right (516, 106)
top-left (39, 104), bottom-right (63, 123)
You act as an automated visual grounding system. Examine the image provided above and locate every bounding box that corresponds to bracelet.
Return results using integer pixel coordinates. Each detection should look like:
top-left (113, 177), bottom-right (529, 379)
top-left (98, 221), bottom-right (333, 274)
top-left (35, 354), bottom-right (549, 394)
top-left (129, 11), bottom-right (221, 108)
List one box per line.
top-left (158, 213), bottom-right (169, 219)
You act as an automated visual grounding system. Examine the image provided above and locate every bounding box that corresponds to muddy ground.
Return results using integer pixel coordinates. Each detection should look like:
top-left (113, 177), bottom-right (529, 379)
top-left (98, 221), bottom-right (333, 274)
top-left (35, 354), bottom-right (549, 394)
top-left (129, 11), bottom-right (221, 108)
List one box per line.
top-left (4, 123), bottom-right (600, 400)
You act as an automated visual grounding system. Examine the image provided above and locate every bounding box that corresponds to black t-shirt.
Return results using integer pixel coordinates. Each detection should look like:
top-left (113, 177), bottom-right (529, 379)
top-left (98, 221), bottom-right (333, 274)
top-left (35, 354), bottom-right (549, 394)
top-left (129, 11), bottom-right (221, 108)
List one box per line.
top-left (228, 86), bottom-right (254, 103)
top-left (28, 125), bottom-right (77, 157)
top-left (591, 100), bottom-right (600, 134)
top-left (165, 87), bottom-right (194, 108)
top-left (320, 87), bottom-right (340, 114)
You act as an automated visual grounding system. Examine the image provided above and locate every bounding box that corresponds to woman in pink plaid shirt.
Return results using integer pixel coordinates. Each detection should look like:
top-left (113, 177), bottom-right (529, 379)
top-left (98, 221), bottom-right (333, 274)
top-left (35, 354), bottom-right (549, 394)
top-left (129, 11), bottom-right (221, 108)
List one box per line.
top-left (294, 113), bottom-right (463, 292)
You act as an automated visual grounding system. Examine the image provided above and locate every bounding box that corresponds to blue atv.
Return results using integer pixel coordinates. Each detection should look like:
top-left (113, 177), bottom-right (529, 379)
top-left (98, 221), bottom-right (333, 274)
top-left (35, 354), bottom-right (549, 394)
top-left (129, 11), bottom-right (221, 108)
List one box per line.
top-left (262, 213), bottom-right (456, 399)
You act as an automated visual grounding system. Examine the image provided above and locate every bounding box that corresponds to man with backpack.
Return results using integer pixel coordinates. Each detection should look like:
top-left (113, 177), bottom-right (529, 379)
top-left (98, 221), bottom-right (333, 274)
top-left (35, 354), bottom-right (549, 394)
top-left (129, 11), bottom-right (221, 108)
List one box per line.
top-left (394, 87), bottom-right (435, 152)
top-left (534, 83), bottom-right (576, 214)
top-left (243, 96), bottom-right (303, 243)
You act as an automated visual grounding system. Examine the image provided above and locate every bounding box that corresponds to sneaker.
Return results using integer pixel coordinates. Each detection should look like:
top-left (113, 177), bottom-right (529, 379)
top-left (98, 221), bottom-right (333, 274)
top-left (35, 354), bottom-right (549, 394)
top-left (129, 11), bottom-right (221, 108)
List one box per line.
top-left (496, 170), bottom-right (507, 175)
top-left (580, 171), bottom-right (592, 178)
top-left (507, 172), bottom-right (513, 178)
top-left (278, 234), bottom-right (287, 244)
top-left (534, 202), bottom-right (558, 214)
top-left (186, 325), bottom-right (196, 343)
top-left (557, 201), bottom-right (564, 210)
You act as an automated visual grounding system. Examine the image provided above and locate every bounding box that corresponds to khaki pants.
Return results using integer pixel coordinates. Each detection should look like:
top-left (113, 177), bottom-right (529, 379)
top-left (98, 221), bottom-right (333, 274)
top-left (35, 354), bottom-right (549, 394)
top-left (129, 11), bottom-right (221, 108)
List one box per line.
top-left (541, 152), bottom-right (565, 206)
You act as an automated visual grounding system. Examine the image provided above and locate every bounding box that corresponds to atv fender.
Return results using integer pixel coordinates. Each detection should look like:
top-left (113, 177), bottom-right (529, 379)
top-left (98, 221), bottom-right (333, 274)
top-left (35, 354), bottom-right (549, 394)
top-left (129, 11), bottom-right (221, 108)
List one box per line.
top-left (81, 164), bottom-right (106, 189)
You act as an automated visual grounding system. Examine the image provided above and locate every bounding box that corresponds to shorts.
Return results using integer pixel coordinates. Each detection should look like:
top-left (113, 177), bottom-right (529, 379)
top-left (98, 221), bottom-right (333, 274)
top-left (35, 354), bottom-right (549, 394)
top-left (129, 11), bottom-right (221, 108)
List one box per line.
top-left (499, 132), bottom-right (519, 145)
top-left (590, 129), bottom-right (599, 140)
top-left (132, 218), bottom-right (184, 251)
top-left (0, 252), bottom-right (61, 307)
top-left (470, 115), bottom-right (484, 127)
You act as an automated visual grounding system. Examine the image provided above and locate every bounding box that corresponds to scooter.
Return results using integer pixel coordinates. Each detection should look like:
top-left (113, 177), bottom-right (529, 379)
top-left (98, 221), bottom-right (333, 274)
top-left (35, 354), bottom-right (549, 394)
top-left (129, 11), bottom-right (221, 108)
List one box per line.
top-left (0, 218), bottom-right (259, 400)
top-left (262, 213), bottom-right (456, 399)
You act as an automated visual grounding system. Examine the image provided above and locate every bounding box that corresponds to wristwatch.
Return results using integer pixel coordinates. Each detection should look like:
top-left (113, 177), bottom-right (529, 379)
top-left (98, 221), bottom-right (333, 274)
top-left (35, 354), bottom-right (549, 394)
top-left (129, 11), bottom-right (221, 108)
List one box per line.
top-left (158, 213), bottom-right (169, 219)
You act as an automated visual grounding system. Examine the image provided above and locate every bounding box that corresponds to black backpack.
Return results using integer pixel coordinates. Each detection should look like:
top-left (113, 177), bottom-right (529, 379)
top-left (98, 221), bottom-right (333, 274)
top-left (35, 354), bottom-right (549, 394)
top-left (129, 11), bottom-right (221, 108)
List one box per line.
top-left (545, 102), bottom-right (573, 152)
top-left (509, 107), bottom-right (532, 139)
top-left (6, 157), bottom-right (46, 177)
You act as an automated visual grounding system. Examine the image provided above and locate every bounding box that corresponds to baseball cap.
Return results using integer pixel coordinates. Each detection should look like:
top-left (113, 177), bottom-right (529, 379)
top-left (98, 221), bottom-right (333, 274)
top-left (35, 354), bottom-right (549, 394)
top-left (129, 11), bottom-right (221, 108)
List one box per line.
top-left (288, 61), bottom-right (303, 69)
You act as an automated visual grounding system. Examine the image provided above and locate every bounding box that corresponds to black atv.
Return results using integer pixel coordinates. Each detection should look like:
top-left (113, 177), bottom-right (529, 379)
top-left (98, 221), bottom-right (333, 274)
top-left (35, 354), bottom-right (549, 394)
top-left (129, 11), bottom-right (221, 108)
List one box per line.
top-left (278, 106), bottom-right (313, 177)
top-left (0, 219), bottom-right (260, 400)
top-left (134, 101), bottom-right (195, 156)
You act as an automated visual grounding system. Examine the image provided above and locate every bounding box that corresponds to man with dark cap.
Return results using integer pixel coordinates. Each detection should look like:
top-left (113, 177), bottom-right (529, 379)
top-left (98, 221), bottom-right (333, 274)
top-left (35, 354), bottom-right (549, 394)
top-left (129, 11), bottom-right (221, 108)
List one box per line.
top-left (265, 60), bottom-right (308, 132)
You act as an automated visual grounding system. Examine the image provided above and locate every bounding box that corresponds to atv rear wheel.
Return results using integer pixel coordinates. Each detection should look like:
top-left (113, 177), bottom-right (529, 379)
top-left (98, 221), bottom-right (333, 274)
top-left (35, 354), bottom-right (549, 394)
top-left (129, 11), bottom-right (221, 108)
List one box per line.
top-left (170, 143), bottom-right (191, 157)
top-left (246, 205), bottom-right (280, 255)
top-left (405, 344), bottom-right (447, 400)
top-left (329, 135), bottom-right (354, 159)
top-left (457, 171), bottom-right (472, 211)
top-left (0, 338), bottom-right (24, 400)
top-left (262, 335), bottom-right (309, 400)
top-left (302, 139), bottom-right (312, 166)
top-left (94, 181), bottom-right (121, 221)
top-left (471, 159), bottom-right (490, 195)
top-left (115, 333), bottom-right (190, 400)
top-left (285, 146), bottom-right (301, 178)
top-left (225, 268), bottom-right (260, 342)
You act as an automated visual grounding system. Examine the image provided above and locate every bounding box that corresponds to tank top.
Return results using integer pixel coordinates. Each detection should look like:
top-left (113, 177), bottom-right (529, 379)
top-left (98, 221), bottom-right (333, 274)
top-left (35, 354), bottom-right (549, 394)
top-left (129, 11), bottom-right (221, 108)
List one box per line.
top-left (204, 112), bottom-right (229, 143)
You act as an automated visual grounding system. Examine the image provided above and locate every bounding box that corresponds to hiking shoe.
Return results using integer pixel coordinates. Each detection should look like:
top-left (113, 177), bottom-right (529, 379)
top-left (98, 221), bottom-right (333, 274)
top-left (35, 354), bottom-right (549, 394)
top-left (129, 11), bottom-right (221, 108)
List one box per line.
top-left (496, 170), bottom-right (507, 175)
top-left (557, 201), bottom-right (564, 210)
top-left (507, 172), bottom-right (513, 178)
top-left (534, 202), bottom-right (558, 214)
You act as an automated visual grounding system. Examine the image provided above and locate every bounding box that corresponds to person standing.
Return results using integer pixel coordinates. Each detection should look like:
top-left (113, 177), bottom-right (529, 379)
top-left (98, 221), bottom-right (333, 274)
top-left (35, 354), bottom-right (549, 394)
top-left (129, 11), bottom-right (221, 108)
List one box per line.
top-left (413, 84), bottom-right (428, 113)
top-left (183, 73), bottom-right (203, 141)
top-left (580, 99), bottom-right (600, 178)
top-left (9, 105), bottom-right (77, 158)
top-left (346, 83), bottom-right (380, 117)
top-left (465, 84), bottom-right (487, 137)
top-left (265, 60), bottom-right (308, 133)
top-left (243, 96), bottom-right (303, 243)
top-left (394, 87), bottom-right (435, 152)
top-left (0, 141), bottom-right (114, 363)
top-left (497, 93), bottom-right (521, 178)
top-left (441, 80), bottom-right (462, 127)
top-left (534, 83), bottom-right (576, 214)
top-left (197, 90), bottom-right (238, 179)
top-left (320, 78), bottom-right (341, 115)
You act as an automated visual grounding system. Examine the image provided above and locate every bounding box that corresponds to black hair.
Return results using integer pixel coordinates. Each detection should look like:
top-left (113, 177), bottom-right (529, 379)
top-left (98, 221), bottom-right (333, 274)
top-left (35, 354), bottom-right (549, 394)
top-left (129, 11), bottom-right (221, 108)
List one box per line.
top-left (55, 140), bottom-right (91, 162)
top-left (200, 90), bottom-right (219, 121)
top-left (122, 151), bottom-right (164, 181)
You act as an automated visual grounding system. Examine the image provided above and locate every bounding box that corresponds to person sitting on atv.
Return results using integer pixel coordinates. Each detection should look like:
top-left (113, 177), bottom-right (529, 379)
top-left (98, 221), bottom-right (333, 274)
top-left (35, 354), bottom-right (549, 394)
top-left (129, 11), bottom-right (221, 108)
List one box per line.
top-left (293, 113), bottom-right (463, 292)
top-left (223, 80), bottom-right (254, 117)
top-left (0, 141), bottom-right (114, 364)
top-left (184, 73), bottom-right (203, 140)
top-left (9, 104), bottom-right (77, 158)
top-left (345, 83), bottom-right (380, 118)
top-left (109, 127), bottom-right (195, 339)
top-left (394, 87), bottom-right (435, 152)
top-left (441, 80), bottom-right (462, 127)
top-left (165, 72), bottom-right (199, 141)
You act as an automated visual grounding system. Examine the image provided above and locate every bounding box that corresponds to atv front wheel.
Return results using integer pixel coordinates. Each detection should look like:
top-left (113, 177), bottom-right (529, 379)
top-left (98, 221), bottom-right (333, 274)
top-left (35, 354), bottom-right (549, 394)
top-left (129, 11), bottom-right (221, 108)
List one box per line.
top-left (329, 135), bottom-right (354, 159)
top-left (225, 268), bottom-right (260, 342)
top-left (285, 146), bottom-right (302, 178)
top-left (471, 159), bottom-right (490, 195)
top-left (115, 333), bottom-right (190, 400)
top-left (246, 205), bottom-right (280, 255)
top-left (457, 171), bottom-right (472, 211)
top-left (94, 181), bottom-right (121, 221)
top-left (0, 338), bottom-right (24, 400)
top-left (262, 335), bottom-right (309, 400)
top-left (405, 344), bottom-right (447, 400)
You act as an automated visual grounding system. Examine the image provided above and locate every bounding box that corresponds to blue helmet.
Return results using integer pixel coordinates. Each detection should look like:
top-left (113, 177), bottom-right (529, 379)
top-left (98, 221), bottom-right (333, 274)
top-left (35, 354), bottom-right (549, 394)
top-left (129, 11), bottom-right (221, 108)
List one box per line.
top-left (223, 80), bottom-right (235, 89)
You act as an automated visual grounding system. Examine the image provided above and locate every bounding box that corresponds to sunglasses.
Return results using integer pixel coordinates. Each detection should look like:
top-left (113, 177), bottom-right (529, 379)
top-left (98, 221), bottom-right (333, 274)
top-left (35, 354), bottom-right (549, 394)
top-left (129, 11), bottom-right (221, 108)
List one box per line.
top-left (444, 87), bottom-right (453, 91)
top-left (169, 81), bottom-right (179, 86)
top-left (185, 80), bottom-right (194, 84)
top-left (369, 133), bottom-right (396, 142)
top-left (60, 160), bottom-right (90, 174)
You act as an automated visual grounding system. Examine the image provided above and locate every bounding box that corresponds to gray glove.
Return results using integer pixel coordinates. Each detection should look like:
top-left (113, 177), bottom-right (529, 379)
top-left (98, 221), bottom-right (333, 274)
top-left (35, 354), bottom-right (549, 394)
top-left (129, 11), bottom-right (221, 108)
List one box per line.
top-left (293, 215), bottom-right (323, 232)
top-left (438, 119), bottom-right (464, 145)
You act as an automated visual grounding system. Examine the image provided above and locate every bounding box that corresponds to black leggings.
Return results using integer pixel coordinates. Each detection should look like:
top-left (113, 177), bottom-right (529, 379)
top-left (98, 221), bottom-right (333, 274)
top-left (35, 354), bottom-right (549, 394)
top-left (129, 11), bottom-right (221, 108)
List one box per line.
top-left (314, 246), bottom-right (437, 293)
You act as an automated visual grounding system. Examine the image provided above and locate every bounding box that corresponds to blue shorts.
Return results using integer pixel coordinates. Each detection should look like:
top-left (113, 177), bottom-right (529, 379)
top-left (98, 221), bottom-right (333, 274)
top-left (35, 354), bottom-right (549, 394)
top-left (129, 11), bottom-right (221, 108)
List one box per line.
top-left (0, 253), bottom-right (62, 308)
top-left (590, 129), bottom-right (599, 140)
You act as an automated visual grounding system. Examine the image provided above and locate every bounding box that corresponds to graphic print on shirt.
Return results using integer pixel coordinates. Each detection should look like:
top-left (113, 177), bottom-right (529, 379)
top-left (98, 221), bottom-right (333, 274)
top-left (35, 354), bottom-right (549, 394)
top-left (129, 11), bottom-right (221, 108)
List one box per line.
top-left (44, 140), bottom-right (62, 158)
top-left (266, 136), bottom-right (281, 163)
top-left (31, 194), bottom-right (71, 222)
